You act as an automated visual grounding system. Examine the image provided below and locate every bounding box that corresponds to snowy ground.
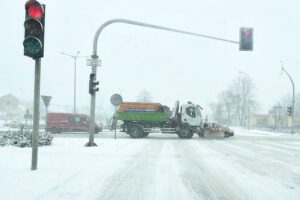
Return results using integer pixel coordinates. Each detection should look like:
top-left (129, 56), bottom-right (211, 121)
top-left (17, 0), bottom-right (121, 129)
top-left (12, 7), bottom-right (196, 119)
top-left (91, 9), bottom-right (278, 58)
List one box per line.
top-left (1, 129), bottom-right (300, 200)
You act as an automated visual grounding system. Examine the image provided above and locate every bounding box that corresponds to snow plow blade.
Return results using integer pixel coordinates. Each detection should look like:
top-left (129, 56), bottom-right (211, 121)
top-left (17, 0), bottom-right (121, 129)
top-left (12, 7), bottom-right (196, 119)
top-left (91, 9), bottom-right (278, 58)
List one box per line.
top-left (203, 127), bottom-right (234, 139)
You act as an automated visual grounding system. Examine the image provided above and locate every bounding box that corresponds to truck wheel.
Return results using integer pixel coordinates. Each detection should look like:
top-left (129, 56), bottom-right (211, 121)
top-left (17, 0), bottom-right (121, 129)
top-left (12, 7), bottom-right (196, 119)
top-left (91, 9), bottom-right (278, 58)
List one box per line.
top-left (128, 124), bottom-right (144, 138)
top-left (143, 132), bottom-right (150, 137)
top-left (197, 130), bottom-right (204, 138)
top-left (178, 124), bottom-right (193, 139)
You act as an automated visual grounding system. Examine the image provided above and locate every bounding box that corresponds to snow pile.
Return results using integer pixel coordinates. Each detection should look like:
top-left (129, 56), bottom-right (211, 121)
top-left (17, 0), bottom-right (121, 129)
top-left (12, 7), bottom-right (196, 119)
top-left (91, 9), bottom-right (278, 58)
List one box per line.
top-left (0, 130), bottom-right (53, 147)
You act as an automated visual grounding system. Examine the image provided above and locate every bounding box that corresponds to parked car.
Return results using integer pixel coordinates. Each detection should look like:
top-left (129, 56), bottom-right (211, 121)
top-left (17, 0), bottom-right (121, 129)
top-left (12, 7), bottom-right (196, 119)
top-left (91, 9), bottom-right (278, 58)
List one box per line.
top-left (46, 113), bottom-right (102, 133)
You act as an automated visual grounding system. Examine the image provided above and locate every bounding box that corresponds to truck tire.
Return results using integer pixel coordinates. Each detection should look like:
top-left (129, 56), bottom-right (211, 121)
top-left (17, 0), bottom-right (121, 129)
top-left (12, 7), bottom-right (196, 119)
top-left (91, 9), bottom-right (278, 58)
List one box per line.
top-left (143, 132), bottom-right (150, 137)
top-left (197, 130), bottom-right (204, 138)
top-left (178, 124), bottom-right (193, 139)
top-left (128, 124), bottom-right (144, 138)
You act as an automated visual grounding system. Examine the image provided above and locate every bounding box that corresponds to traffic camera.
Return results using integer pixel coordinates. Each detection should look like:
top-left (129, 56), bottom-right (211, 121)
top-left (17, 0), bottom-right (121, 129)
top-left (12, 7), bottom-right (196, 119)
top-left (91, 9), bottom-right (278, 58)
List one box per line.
top-left (23, 0), bottom-right (45, 59)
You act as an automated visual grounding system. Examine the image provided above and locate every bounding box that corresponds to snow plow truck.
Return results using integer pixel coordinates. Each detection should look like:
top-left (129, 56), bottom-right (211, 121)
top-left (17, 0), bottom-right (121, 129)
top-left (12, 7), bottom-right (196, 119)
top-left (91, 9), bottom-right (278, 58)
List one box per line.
top-left (112, 101), bottom-right (233, 139)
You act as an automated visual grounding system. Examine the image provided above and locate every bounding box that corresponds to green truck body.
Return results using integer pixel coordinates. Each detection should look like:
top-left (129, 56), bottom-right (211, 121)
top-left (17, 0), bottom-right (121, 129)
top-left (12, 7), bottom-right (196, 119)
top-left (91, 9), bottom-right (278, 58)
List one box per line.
top-left (117, 111), bottom-right (168, 122)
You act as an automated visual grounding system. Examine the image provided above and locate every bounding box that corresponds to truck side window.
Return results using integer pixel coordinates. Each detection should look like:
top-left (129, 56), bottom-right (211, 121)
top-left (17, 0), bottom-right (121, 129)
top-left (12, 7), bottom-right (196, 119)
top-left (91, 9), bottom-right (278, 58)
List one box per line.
top-left (186, 107), bottom-right (196, 118)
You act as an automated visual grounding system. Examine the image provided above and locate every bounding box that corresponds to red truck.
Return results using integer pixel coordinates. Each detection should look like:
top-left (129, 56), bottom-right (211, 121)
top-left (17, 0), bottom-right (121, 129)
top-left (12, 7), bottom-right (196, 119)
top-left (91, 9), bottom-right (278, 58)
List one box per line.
top-left (46, 113), bottom-right (102, 133)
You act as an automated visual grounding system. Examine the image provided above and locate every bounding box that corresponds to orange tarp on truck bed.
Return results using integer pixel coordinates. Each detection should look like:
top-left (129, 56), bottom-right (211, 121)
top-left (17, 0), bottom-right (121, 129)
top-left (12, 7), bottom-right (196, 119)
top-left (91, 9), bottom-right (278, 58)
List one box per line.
top-left (118, 102), bottom-right (161, 112)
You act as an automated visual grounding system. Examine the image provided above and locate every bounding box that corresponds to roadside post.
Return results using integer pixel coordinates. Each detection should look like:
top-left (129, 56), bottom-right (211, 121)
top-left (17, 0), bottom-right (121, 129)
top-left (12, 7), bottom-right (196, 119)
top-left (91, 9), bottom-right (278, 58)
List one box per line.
top-left (41, 95), bottom-right (52, 133)
top-left (110, 94), bottom-right (123, 139)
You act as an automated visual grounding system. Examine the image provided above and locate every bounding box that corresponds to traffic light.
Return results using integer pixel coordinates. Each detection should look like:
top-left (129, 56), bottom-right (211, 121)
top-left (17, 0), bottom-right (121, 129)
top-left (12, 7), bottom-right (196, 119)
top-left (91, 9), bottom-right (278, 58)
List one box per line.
top-left (239, 27), bottom-right (253, 51)
top-left (287, 106), bottom-right (293, 116)
top-left (23, 0), bottom-right (45, 59)
top-left (89, 73), bottom-right (99, 95)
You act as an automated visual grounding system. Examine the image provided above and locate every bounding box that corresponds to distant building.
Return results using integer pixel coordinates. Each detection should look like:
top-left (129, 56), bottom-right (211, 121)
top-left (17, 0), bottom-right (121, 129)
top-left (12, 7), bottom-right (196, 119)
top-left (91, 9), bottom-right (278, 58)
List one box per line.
top-left (0, 94), bottom-right (20, 118)
top-left (249, 114), bottom-right (300, 128)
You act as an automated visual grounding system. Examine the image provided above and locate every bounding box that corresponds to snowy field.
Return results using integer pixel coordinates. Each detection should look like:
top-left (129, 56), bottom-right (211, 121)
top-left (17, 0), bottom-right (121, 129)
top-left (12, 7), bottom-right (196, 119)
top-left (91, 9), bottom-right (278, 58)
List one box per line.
top-left (1, 129), bottom-right (300, 200)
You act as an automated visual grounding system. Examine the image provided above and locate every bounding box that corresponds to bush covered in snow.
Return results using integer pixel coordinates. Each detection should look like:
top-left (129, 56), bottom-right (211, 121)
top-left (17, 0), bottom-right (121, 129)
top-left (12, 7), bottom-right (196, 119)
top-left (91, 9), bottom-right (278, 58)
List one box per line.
top-left (0, 130), bottom-right (53, 147)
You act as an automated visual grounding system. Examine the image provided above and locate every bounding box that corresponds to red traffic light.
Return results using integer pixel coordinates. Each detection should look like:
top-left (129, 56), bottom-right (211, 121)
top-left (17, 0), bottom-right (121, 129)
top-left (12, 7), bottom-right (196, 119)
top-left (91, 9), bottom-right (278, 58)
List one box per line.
top-left (243, 30), bottom-right (251, 36)
top-left (25, 0), bottom-right (44, 19)
top-left (239, 27), bottom-right (253, 51)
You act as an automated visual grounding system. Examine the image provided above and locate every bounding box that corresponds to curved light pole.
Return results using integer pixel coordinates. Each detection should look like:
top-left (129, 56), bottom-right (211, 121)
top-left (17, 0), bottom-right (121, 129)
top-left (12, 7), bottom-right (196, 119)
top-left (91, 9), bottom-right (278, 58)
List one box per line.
top-left (86, 18), bottom-right (240, 146)
top-left (281, 61), bottom-right (295, 134)
top-left (61, 51), bottom-right (88, 113)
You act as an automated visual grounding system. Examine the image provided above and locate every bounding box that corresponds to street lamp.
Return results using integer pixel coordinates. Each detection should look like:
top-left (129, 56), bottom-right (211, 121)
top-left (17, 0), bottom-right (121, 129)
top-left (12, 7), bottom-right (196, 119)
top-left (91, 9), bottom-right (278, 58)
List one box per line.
top-left (281, 61), bottom-right (295, 134)
top-left (60, 51), bottom-right (88, 113)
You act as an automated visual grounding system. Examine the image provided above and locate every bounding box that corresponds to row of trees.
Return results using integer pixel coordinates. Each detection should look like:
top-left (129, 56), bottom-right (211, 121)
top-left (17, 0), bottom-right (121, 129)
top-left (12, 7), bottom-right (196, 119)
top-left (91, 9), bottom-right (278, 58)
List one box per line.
top-left (209, 74), bottom-right (258, 126)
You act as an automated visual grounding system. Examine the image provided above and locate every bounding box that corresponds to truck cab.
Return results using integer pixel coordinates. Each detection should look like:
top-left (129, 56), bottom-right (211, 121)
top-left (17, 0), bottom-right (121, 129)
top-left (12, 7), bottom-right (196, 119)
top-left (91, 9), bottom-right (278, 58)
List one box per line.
top-left (180, 102), bottom-right (203, 127)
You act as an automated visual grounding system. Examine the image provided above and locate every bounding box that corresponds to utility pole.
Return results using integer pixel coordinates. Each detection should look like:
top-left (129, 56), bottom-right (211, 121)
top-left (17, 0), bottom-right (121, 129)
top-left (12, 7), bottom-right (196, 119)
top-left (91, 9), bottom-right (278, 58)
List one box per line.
top-left (281, 62), bottom-right (295, 134)
top-left (61, 51), bottom-right (88, 113)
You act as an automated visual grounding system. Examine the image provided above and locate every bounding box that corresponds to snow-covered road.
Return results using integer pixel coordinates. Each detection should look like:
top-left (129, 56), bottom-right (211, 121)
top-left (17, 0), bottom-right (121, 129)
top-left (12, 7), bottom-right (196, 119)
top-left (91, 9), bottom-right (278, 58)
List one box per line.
top-left (1, 130), bottom-right (300, 200)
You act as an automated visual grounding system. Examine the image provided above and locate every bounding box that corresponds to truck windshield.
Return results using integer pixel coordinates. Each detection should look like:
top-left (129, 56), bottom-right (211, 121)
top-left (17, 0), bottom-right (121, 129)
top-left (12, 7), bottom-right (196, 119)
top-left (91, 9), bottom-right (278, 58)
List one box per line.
top-left (186, 107), bottom-right (196, 118)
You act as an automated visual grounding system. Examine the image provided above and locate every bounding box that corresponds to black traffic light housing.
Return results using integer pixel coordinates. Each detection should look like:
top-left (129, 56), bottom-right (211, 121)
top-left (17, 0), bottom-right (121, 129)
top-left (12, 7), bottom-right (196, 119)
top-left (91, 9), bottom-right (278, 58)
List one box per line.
top-left (89, 73), bottom-right (99, 95)
top-left (23, 0), bottom-right (45, 59)
top-left (287, 106), bottom-right (293, 116)
top-left (239, 27), bottom-right (253, 51)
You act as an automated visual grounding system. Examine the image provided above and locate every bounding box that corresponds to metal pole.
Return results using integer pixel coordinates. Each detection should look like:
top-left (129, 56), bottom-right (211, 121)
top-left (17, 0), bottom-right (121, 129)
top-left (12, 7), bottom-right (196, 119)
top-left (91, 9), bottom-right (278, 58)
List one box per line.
top-left (87, 65), bottom-right (97, 146)
top-left (31, 58), bottom-right (41, 170)
top-left (274, 106), bottom-right (277, 133)
top-left (45, 106), bottom-right (48, 134)
top-left (61, 51), bottom-right (84, 114)
top-left (74, 57), bottom-right (77, 113)
top-left (281, 63), bottom-right (295, 134)
top-left (92, 19), bottom-right (239, 56)
top-left (115, 106), bottom-right (117, 139)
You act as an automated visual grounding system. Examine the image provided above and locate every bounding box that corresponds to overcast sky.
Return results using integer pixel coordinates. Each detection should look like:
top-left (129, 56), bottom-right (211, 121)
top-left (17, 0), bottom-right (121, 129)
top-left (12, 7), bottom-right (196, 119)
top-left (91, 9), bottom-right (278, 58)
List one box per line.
top-left (1, 0), bottom-right (300, 114)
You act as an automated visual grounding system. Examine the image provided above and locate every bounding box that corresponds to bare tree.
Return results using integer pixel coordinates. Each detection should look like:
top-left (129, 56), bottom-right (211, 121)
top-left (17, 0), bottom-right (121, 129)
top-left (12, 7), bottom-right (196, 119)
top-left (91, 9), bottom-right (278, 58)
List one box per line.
top-left (136, 89), bottom-right (153, 102)
top-left (220, 90), bottom-right (235, 126)
top-left (210, 74), bottom-right (258, 127)
top-left (230, 74), bottom-right (257, 126)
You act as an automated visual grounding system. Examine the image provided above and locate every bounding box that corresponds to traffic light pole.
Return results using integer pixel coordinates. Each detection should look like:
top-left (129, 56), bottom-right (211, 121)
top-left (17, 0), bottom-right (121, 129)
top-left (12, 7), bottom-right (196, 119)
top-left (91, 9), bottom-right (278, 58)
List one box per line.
top-left (281, 65), bottom-right (295, 134)
top-left (86, 63), bottom-right (98, 146)
top-left (92, 19), bottom-right (239, 56)
top-left (87, 18), bottom-right (240, 146)
top-left (31, 58), bottom-right (41, 170)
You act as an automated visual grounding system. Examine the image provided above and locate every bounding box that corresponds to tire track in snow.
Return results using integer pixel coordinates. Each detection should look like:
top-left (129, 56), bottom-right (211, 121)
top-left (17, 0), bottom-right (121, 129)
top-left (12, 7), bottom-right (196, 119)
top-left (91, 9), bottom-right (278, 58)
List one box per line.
top-left (96, 140), bottom-right (164, 200)
top-left (174, 140), bottom-right (241, 200)
top-left (32, 140), bottom-right (150, 200)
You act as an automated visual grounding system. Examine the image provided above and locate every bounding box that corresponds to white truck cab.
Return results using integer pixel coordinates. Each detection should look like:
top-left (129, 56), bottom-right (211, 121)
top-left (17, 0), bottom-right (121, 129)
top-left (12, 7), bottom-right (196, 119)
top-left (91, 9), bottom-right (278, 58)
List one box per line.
top-left (180, 102), bottom-right (203, 127)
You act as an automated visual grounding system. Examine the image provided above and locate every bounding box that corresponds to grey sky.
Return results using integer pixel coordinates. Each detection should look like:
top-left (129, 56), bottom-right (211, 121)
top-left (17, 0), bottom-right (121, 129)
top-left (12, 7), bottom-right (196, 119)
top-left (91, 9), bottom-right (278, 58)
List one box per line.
top-left (1, 0), bottom-right (300, 114)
